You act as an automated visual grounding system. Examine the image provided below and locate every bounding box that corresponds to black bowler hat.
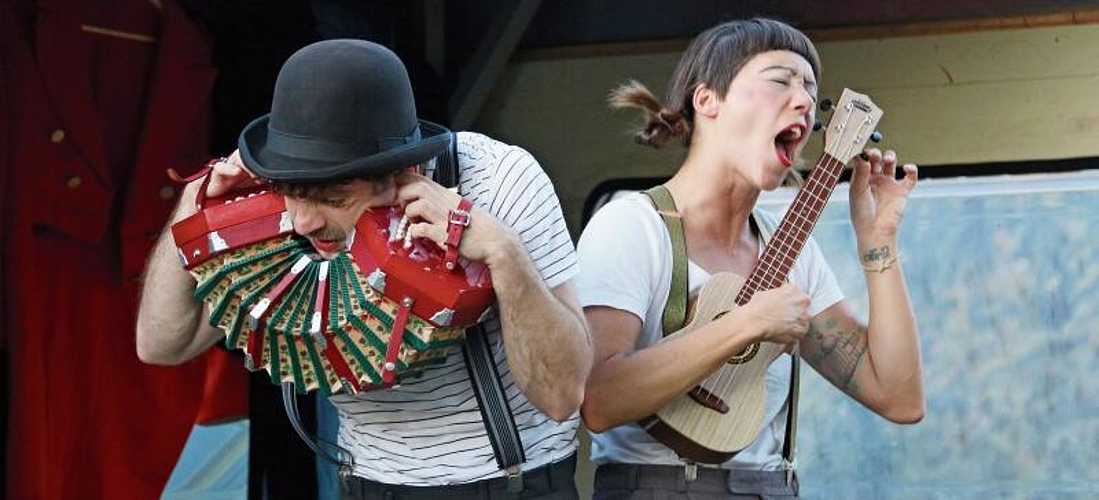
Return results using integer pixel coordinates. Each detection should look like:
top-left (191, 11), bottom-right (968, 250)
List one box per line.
top-left (239, 39), bottom-right (451, 182)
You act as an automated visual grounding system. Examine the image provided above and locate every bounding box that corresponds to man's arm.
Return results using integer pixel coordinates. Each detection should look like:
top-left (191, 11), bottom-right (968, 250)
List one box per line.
top-left (136, 154), bottom-right (255, 365)
top-left (484, 240), bottom-right (592, 422)
top-left (397, 170), bottom-right (592, 421)
top-left (136, 179), bottom-right (223, 365)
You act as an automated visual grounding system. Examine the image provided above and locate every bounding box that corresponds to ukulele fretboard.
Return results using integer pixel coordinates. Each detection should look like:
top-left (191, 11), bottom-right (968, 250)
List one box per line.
top-left (735, 153), bottom-right (845, 305)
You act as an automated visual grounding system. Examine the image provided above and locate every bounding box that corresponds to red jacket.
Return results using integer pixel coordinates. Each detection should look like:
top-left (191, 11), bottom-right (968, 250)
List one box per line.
top-left (2, 0), bottom-right (248, 498)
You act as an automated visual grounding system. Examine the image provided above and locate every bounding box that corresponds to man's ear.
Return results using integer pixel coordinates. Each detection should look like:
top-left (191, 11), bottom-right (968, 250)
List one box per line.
top-left (692, 84), bottom-right (721, 119)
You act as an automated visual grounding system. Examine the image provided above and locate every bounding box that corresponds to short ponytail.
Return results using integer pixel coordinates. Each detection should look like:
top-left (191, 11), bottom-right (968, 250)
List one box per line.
top-left (608, 79), bottom-right (691, 149)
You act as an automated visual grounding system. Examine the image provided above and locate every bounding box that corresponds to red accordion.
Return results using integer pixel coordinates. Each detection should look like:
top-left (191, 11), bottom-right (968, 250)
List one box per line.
top-left (171, 186), bottom-right (495, 395)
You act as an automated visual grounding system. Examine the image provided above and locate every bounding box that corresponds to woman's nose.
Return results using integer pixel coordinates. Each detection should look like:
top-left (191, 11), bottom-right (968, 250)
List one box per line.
top-left (791, 86), bottom-right (814, 111)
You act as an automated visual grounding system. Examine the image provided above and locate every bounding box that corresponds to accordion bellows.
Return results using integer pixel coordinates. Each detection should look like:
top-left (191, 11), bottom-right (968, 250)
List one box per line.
top-left (172, 187), bottom-right (495, 395)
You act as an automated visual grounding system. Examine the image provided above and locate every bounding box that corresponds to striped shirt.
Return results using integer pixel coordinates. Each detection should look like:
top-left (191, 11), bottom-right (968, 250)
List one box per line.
top-left (328, 132), bottom-right (580, 486)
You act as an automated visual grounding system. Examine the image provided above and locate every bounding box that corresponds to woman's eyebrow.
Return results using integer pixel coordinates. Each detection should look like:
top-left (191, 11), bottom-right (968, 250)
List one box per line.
top-left (759, 65), bottom-right (798, 74)
top-left (760, 65), bottom-right (816, 87)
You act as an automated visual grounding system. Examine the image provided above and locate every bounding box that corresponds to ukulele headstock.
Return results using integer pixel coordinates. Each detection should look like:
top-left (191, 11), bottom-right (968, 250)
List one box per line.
top-left (821, 88), bottom-right (883, 164)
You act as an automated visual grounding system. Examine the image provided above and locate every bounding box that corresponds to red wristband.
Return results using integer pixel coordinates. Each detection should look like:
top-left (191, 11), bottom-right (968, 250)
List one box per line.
top-left (444, 198), bottom-right (474, 272)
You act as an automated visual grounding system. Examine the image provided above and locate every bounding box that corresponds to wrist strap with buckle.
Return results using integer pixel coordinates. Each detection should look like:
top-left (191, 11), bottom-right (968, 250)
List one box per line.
top-left (444, 198), bottom-right (473, 271)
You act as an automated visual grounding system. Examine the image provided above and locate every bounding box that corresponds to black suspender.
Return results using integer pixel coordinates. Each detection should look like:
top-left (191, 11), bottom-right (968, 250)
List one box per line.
top-left (287, 132), bottom-right (527, 490)
top-left (438, 133), bottom-right (527, 491)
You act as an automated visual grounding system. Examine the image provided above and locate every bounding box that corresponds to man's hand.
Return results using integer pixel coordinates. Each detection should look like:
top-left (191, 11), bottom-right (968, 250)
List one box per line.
top-left (395, 171), bottom-right (517, 266)
top-left (206, 150), bottom-right (258, 198)
top-left (174, 151), bottom-right (261, 224)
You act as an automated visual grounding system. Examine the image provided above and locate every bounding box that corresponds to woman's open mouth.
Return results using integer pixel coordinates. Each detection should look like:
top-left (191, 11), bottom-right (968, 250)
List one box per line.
top-left (774, 124), bottom-right (805, 168)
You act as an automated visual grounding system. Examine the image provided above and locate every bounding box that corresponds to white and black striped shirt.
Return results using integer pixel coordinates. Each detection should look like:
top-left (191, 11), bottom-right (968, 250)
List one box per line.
top-left (329, 132), bottom-right (579, 486)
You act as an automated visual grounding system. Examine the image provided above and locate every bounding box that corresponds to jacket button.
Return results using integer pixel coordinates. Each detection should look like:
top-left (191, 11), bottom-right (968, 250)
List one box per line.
top-left (50, 129), bottom-right (66, 143)
top-left (66, 176), bottom-right (82, 189)
top-left (158, 185), bottom-right (176, 200)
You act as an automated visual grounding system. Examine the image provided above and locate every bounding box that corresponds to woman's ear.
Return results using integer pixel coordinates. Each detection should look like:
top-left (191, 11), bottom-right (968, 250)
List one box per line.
top-left (692, 84), bottom-right (720, 119)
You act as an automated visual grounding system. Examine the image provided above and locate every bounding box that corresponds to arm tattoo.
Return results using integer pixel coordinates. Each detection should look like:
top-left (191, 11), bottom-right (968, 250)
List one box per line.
top-left (805, 318), bottom-right (868, 396)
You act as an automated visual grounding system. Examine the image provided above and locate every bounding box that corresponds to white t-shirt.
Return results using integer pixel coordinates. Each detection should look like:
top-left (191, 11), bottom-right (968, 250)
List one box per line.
top-left (574, 192), bottom-right (844, 471)
top-left (328, 132), bottom-right (580, 485)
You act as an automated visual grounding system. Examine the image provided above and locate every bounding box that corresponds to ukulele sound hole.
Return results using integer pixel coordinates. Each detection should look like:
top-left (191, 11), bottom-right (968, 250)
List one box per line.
top-left (727, 342), bottom-right (759, 365)
top-left (712, 310), bottom-right (760, 364)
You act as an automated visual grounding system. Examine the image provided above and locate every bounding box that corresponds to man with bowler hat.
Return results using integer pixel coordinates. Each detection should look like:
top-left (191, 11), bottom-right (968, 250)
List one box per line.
top-left (136, 39), bottom-right (592, 499)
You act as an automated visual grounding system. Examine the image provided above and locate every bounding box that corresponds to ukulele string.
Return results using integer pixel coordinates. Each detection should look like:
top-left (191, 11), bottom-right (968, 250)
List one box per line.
top-left (707, 103), bottom-right (870, 399)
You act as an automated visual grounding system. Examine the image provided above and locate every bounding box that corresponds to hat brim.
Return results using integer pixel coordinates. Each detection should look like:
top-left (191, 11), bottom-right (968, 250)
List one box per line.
top-left (238, 115), bottom-right (452, 182)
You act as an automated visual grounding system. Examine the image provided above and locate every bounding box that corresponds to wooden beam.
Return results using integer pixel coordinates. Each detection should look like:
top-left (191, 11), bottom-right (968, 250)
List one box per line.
top-left (808, 9), bottom-right (1099, 42)
top-left (448, 0), bottom-right (542, 130)
top-left (515, 9), bottom-right (1099, 61)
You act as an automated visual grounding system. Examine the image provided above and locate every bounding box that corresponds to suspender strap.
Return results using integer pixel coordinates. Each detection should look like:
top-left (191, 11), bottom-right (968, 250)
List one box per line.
top-left (462, 324), bottom-right (527, 491)
top-left (284, 132), bottom-right (527, 491)
top-left (751, 208), bottom-right (799, 479)
top-left (641, 191), bottom-right (800, 472)
top-left (642, 185), bottom-right (688, 336)
top-left (442, 132), bottom-right (526, 491)
top-left (433, 132), bottom-right (459, 187)
top-left (783, 353), bottom-right (800, 483)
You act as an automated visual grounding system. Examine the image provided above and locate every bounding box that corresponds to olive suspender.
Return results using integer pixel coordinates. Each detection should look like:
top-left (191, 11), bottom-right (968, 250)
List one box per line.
top-left (642, 185), bottom-right (799, 481)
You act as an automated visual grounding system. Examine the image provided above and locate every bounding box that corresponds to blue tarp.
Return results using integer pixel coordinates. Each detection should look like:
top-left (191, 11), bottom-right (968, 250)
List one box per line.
top-left (757, 170), bottom-right (1099, 500)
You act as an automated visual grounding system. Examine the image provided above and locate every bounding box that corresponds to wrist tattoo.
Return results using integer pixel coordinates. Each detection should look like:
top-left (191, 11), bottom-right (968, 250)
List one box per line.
top-left (860, 246), bottom-right (892, 265)
top-left (861, 245), bottom-right (901, 273)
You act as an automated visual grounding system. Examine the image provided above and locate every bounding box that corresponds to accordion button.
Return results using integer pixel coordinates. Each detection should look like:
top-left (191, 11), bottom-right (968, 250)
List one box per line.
top-left (158, 185), bottom-right (176, 200)
top-left (66, 176), bottom-right (82, 189)
top-left (50, 129), bottom-right (66, 143)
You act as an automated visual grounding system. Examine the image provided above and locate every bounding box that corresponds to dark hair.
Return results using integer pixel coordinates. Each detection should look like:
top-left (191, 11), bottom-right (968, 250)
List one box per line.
top-left (268, 173), bottom-right (394, 203)
top-left (610, 18), bottom-right (821, 148)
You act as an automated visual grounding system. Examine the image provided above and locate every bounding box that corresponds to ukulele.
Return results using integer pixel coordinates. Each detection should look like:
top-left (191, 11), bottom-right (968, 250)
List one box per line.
top-left (642, 88), bottom-right (884, 463)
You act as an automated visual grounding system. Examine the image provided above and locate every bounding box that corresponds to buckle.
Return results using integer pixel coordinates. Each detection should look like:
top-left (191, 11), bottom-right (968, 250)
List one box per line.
top-left (505, 464), bottom-right (524, 493)
top-left (683, 461), bottom-right (698, 483)
top-left (448, 208), bottom-right (471, 227)
top-left (444, 198), bottom-right (474, 271)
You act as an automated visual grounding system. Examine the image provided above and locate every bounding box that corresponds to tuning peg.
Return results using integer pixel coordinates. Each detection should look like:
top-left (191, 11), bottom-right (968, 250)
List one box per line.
top-left (819, 98), bottom-right (833, 112)
top-left (812, 119), bottom-right (823, 131)
top-left (870, 131), bottom-right (883, 143)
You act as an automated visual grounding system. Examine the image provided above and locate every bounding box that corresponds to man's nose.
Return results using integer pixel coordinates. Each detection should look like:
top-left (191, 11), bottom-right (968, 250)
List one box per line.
top-left (289, 204), bottom-right (324, 236)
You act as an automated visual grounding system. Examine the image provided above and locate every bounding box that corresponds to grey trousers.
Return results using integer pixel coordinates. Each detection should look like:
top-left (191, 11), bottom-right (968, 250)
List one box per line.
top-left (593, 463), bottom-right (798, 500)
top-left (340, 455), bottom-right (579, 500)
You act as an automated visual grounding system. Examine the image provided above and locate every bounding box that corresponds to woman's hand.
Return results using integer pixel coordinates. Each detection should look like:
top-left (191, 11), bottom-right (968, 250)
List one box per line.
top-left (734, 283), bottom-right (811, 348)
top-left (848, 148), bottom-right (918, 252)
